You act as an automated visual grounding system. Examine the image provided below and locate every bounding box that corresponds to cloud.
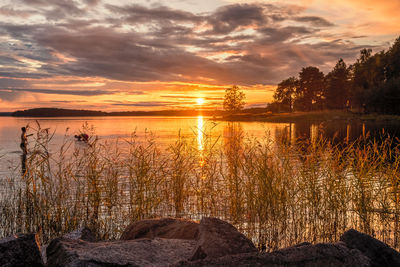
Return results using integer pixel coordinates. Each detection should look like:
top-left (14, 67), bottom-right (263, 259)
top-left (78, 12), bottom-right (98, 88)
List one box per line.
top-left (293, 16), bottom-right (334, 27)
top-left (83, 0), bottom-right (100, 6)
top-left (20, 0), bottom-right (85, 20)
top-left (0, 0), bottom-right (395, 103)
top-left (0, 6), bottom-right (33, 18)
top-left (161, 95), bottom-right (223, 100)
top-left (257, 26), bottom-right (316, 43)
top-left (0, 90), bottom-right (22, 101)
top-left (0, 88), bottom-right (119, 96)
top-left (110, 101), bottom-right (176, 107)
top-left (106, 4), bottom-right (202, 24)
top-left (207, 3), bottom-right (268, 34)
top-left (50, 100), bottom-right (88, 103)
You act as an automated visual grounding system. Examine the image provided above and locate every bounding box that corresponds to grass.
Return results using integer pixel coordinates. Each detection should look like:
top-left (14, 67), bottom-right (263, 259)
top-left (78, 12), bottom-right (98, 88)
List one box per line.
top-left (0, 121), bottom-right (399, 251)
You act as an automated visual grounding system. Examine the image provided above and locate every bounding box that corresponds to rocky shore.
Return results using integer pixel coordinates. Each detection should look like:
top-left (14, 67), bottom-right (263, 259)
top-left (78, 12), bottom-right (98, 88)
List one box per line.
top-left (1, 217), bottom-right (399, 266)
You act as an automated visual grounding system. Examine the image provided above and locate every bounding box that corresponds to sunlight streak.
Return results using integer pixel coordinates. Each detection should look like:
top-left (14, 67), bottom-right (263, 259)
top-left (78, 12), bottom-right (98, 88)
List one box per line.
top-left (197, 115), bottom-right (206, 168)
top-left (197, 115), bottom-right (204, 151)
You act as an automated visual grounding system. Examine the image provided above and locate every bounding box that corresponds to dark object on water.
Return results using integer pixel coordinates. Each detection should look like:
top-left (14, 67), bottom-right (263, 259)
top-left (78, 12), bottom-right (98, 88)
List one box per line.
top-left (20, 126), bottom-right (33, 154)
top-left (74, 133), bottom-right (89, 142)
top-left (20, 127), bottom-right (28, 154)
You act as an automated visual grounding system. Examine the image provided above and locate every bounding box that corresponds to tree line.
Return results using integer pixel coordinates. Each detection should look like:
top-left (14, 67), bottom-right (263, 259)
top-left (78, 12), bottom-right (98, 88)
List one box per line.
top-left (271, 36), bottom-right (400, 114)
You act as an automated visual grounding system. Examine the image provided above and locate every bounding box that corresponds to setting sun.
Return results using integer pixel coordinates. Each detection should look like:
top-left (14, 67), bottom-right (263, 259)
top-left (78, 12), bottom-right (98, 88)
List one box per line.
top-left (196, 98), bottom-right (205, 105)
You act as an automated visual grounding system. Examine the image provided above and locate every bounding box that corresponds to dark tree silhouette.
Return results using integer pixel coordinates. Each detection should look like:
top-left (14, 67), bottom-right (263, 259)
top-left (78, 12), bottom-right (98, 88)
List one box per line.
top-left (386, 37), bottom-right (400, 80)
top-left (272, 35), bottom-right (400, 114)
top-left (223, 85), bottom-right (246, 113)
top-left (325, 59), bottom-right (350, 109)
top-left (273, 77), bottom-right (298, 112)
top-left (295, 67), bottom-right (325, 111)
top-left (351, 49), bottom-right (386, 112)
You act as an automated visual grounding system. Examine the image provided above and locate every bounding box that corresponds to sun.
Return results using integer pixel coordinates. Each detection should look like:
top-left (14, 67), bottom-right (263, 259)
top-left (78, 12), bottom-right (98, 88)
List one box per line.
top-left (196, 98), bottom-right (205, 105)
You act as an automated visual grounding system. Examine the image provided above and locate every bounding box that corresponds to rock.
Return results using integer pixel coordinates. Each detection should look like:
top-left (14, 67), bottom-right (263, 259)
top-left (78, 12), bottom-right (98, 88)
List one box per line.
top-left (63, 227), bottom-right (96, 242)
top-left (41, 227), bottom-right (96, 265)
top-left (46, 237), bottom-right (197, 266)
top-left (176, 242), bottom-right (370, 266)
top-left (120, 217), bottom-right (199, 240)
top-left (0, 233), bottom-right (44, 267)
top-left (340, 229), bottom-right (400, 267)
top-left (40, 244), bottom-right (48, 266)
top-left (190, 217), bottom-right (257, 261)
top-left (289, 241), bottom-right (312, 248)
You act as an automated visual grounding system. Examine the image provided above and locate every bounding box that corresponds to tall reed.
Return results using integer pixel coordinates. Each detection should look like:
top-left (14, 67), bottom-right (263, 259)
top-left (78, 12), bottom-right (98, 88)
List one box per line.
top-left (0, 121), bottom-right (399, 251)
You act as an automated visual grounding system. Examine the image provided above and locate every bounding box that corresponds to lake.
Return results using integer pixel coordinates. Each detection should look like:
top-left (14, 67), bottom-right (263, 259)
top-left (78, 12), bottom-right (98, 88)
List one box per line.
top-left (1, 115), bottom-right (400, 249)
top-left (1, 115), bottom-right (400, 177)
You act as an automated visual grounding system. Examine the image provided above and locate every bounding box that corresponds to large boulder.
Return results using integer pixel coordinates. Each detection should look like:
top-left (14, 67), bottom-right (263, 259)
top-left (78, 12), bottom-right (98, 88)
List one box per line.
top-left (340, 229), bottom-right (400, 267)
top-left (176, 242), bottom-right (370, 266)
top-left (0, 233), bottom-right (44, 267)
top-left (120, 217), bottom-right (199, 240)
top-left (46, 237), bottom-right (197, 266)
top-left (190, 217), bottom-right (257, 261)
top-left (41, 227), bottom-right (96, 264)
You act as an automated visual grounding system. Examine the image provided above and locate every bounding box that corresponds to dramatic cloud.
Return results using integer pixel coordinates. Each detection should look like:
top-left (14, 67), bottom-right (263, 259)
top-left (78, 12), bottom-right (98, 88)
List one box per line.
top-left (106, 4), bottom-right (202, 24)
top-left (0, 88), bottom-right (119, 96)
top-left (0, 0), bottom-right (397, 111)
top-left (207, 3), bottom-right (268, 34)
top-left (110, 101), bottom-right (177, 107)
top-left (0, 6), bottom-right (33, 18)
top-left (293, 16), bottom-right (334, 27)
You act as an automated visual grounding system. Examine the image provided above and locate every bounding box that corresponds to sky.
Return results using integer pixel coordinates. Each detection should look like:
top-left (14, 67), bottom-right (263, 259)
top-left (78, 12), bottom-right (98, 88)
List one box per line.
top-left (0, 0), bottom-right (399, 112)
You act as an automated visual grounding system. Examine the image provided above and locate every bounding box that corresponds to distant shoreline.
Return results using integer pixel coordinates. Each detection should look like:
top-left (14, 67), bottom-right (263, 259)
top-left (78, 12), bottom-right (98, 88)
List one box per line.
top-left (6, 107), bottom-right (265, 118)
top-left (5, 108), bottom-right (400, 123)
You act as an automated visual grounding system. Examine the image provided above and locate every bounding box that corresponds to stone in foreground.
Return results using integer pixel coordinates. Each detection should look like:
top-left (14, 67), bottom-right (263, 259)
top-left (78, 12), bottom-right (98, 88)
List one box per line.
top-left (120, 217), bottom-right (199, 240)
top-left (63, 226), bottom-right (96, 242)
top-left (0, 233), bottom-right (44, 267)
top-left (190, 217), bottom-right (257, 260)
top-left (340, 229), bottom-right (400, 267)
top-left (46, 237), bottom-right (197, 266)
top-left (41, 227), bottom-right (96, 265)
top-left (176, 242), bottom-right (370, 267)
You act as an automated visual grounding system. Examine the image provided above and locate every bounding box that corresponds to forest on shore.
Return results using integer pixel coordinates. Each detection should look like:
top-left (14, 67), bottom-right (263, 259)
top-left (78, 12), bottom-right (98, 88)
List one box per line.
top-left (271, 36), bottom-right (400, 115)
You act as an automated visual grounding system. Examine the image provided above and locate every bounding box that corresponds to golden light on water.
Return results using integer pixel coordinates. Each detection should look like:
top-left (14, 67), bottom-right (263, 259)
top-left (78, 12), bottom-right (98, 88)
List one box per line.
top-left (197, 115), bottom-right (204, 151)
top-left (197, 115), bottom-right (206, 168)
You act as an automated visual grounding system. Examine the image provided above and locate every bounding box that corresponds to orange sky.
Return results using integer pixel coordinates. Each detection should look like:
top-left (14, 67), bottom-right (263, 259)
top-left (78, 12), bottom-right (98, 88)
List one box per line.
top-left (0, 0), bottom-right (398, 111)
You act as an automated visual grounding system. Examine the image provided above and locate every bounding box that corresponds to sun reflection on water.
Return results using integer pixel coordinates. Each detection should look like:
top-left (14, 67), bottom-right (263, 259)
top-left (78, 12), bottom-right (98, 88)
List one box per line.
top-left (197, 115), bottom-right (204, 151)
top-left (197, 115), bottom-right (205, 168)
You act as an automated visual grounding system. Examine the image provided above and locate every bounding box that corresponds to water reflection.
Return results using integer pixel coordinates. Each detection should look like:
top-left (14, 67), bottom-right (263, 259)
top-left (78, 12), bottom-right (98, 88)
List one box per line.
top-left (1, 116), bottom-right (400, 178)
top-left (346, 124), bottom-right (351, 144)
top-left (197, 116), bottom-right (204, 151)
top-left (273, 120), bottom-right (400, 144)
top-left (197, 116), bottom-right (206, 168)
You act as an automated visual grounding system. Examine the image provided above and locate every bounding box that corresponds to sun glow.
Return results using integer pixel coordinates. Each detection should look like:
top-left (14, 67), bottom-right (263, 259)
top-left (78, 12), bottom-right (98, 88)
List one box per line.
top-left (196, 98), bottom-right (205, 105)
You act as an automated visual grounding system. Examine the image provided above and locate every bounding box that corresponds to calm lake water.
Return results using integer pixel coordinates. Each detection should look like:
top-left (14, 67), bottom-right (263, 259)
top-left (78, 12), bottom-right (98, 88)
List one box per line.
top-left (1, 115), bottom-right (400, 248)
top-left (1, 115), bottom-right (400, 176)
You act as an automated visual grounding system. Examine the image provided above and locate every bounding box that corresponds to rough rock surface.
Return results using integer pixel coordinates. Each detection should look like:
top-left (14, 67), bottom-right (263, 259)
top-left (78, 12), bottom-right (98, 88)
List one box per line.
top-left (176, 242), bottom-right (370, 267)
top-left (0, 233), bottom-right (44, 267)
top-left (190, 217), bottom-right (257, 261)
top-left (42, 227), bottom-right (96, 264)
top-left (120, 217), bottom-right (199, 240)
top-left (340, 229), bottom-right (400, 267)
top-left (46, 237), bottom-right (197, 267)
top-left (63, 227), bottom-right (96, 242)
